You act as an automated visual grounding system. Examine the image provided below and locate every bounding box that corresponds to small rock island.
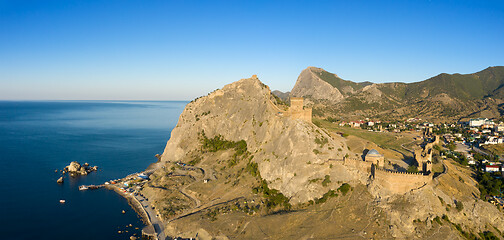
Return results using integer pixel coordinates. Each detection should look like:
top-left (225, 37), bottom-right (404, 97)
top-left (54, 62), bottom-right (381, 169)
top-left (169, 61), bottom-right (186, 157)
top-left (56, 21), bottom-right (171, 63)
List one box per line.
top-left (65, 161), bottom-right (98, 176)
top-left (57, 161), bottom-right (98, 183)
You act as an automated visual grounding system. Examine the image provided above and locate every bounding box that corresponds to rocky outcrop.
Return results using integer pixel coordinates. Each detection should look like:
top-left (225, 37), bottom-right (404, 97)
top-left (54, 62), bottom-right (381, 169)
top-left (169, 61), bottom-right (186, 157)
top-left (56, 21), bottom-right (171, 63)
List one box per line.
top-left (290, 67), bottom-right (345, 103)
top-left (159, 75), bottom-right (356, 203)
top-left (67, 161), bottom-right (81, 172)
top-left (64, 161), bottom-right (98, 176)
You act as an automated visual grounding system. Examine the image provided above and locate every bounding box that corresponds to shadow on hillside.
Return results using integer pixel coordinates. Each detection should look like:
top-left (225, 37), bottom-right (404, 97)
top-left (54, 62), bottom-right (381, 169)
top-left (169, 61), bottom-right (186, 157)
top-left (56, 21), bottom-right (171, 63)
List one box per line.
top-left (392, 163), bottom-right (407, 172)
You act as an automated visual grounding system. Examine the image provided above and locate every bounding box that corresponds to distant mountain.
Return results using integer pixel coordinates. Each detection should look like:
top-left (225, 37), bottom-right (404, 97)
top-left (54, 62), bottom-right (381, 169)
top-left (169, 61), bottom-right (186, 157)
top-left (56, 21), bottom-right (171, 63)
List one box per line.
top-left (290, 66), bottom-right (504, 121)
top-left (271, 90), bottom-right (290, 102)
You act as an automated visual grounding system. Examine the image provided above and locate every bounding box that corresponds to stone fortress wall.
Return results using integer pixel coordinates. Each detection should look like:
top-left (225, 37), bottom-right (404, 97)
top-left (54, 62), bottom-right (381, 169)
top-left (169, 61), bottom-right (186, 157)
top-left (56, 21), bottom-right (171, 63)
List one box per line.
top-left (332, 148), bottom-right (434, 195)
top-left (373, 168), bottom-right (431, 194)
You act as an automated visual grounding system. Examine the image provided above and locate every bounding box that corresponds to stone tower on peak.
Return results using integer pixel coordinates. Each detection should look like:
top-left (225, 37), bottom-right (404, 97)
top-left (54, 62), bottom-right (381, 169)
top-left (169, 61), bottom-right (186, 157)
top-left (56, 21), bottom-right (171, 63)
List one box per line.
top-left (288, 97), bottom-right (312, 122)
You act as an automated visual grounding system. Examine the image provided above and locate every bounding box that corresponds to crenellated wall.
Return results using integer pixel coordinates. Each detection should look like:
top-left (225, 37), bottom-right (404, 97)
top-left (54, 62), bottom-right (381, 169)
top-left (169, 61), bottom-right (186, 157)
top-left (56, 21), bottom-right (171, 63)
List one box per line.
top-left (331, 156), bottom-right (433, 195)
top-left (373, 168), bottom-right (432, 194)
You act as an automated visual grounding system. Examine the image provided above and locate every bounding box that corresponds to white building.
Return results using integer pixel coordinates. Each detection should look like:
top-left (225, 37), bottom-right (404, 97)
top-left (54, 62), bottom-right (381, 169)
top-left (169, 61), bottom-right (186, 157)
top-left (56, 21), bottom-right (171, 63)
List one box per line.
top-left (470, 118), bottom-right (488, 127)
top-left (483, 136), bottom-right (504, 145)
top-left (486, 165), bottom-right (500, 172)
top-left (482, 129), bottom-right (492, 134)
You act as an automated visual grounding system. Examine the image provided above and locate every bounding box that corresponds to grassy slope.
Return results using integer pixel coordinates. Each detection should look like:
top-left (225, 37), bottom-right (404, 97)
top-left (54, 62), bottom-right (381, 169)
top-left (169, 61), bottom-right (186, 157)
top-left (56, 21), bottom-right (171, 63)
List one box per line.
top-left (316, 70), bottom-right (370, 92)
top-left (314, 66), bottom-right (504, 101)
top-left (314, 119), bottom-right (417, 157)
top-left (311, 66), bottom-right (504, 120)
top-left (405, 66), bottom-right (504, 101)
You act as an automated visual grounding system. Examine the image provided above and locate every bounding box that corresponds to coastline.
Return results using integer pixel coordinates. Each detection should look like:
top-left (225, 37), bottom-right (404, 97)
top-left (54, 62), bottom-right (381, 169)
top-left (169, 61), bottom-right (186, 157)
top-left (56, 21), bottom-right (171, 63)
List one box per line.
top-left (105, 185), bottom-right (150, 225)
top-left (104, 169), bottom-right (166, 240)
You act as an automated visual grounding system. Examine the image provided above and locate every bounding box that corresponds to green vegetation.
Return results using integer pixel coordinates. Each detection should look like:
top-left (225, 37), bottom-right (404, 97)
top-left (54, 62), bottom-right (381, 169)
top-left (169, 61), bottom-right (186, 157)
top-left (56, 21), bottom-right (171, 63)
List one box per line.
top-left (194, 111), bottom-right (211, 121)
top-left (439, 148), bottom-right (469, 166)
top-left (316, 68), bottom-right (368, 92)
top-left (455, 200), bottom-right (464, 212)
top-left (315, 136), bottom-right (328, 147)
top-left (271, 92), bottom-right (288, 106)
top-left (246, 160), bottom-right (259, 177)
top-left (200, 131), bottom-right (246, 153)
top-left (337, 183), bottom-right (351, 196)
top-left (205, 208), bottom-right (218, 221)
top-left (326, 117), bottom-right (338, 122)
top-left (314, 190), bottom-right (337, 204)
top-left (188, 155), bottom-right (202, 166)
top-left (200, 131), bottom-right (248, 167)
top-left (436, 214), bottom-right (484, 239)
top-left (308, 178), bottom-right (321, 184)
top-left (476, 171), bottom-right (503, 199)
top-left (313, 119), bottom-right (413, 156)
top-left (313, 149), bottom-right (320, 155)
top-left (161, 197), bottom-right (190, 217)
top-left (407, 165), bottom-right (419, 173)
top-left (252, 180), bottom-right (291, 211)
top-left (447, 142), bottom-right (456, 151)
top-left (407, 67), bottom-right (504, 101)
top-left (322, 175), bottom-right (331, 187)
top-left (479, 231), bottom-right (499, 240)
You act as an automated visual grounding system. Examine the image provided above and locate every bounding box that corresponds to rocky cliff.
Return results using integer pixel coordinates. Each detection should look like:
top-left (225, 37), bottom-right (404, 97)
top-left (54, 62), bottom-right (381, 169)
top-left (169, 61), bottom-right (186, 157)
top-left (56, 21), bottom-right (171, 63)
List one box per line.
top-left (160, 76), bottom-right (357, 203)
top-left (290, 67), bottom-right (345, 103)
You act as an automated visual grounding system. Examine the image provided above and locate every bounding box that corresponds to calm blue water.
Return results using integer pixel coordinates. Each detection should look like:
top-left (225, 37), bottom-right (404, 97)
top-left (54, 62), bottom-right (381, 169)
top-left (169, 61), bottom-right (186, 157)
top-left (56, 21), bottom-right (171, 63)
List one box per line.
top-left (0, 101), bottom-right (186, 240)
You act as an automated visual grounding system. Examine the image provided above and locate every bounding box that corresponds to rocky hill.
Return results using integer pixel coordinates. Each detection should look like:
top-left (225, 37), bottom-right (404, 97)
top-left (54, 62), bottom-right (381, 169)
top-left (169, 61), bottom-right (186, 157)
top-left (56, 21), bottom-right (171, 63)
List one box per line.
top-left (140, 75), bottom-right (504, 239)
top-left (159, 76), bottom-right (355, 203)
top-left (290, 66), bottom-right (504, 121)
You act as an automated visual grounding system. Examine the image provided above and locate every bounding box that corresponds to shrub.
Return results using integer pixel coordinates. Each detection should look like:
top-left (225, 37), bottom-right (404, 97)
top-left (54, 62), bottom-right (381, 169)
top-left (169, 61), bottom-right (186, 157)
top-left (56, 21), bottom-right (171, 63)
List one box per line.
top-left (479, 231), bottom-right (499, 240)
top-left (246, 161), bottom-right (259, 177)
top-left (253, 180), bottom-right (291, 211)
top-left (322, 175), bottom-right (331, 187)
top-left (455, 201), bottom-right (464, 212)
top-left (315, 137), bottom-right (328, 147)
top-left (314, 190), bottom-right (337, 204)
top-left (188, 156), bottom-right (201, 166)
top-left (200, 131), bottom-right (248, 167)
top-left (337, 183), bottom-right (351, 196)
top-left (407, 165), bottom-right (419, 173)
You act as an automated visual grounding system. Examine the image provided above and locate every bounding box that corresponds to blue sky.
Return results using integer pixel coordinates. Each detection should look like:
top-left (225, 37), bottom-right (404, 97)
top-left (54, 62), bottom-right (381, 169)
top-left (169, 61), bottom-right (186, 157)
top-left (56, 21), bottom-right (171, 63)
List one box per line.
top-left (1, 0), bottom-right (503, 100)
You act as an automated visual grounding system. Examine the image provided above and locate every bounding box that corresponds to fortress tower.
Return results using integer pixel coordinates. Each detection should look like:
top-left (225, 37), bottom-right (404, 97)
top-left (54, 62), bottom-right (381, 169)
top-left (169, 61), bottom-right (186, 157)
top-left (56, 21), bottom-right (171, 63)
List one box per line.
top-left (414, 147), bottom-right (433, 173)
top-left (288, 97), bottom-right (312, 122)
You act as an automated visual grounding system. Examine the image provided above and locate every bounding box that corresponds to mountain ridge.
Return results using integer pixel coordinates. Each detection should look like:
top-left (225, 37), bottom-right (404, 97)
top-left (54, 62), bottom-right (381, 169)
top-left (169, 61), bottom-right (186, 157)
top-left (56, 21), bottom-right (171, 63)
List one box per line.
top-left (288, 66), bottom-right (504, 121)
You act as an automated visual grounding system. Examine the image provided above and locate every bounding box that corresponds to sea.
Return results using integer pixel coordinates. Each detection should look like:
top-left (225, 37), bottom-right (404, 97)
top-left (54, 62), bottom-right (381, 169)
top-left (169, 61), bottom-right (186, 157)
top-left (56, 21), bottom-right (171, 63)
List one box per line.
top-left (0, 101), bottom-right (187, 240)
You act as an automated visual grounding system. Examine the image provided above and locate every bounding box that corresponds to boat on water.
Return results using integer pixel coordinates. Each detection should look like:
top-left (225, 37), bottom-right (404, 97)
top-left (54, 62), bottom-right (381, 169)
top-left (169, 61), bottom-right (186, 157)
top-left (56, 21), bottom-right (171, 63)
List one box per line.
top-left (79, 185), bottom-right (88, 191)
top-left (59, 199), bottom-right (65, 203)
